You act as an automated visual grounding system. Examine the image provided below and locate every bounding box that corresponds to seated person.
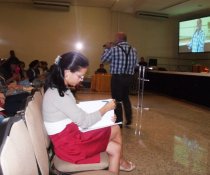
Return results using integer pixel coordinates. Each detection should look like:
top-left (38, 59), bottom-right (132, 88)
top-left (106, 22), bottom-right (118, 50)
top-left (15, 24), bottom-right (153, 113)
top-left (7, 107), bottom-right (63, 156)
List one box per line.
top-left (138, 57), bottom-right (147, 67)
top-left (39, 61), bottom-right (49, 74)
top-left (39, 61), bottom-right (49, 80)
top-left (26, 60), bottom-right (40, 83)
top-left (0, 92), bottom-right (6, 123)
top-left (0, 74), bottom-right (7, 93)
top-left (19, 61), bottom-right (27, 80)
top-left (7, 50), bottom-right (21, 64)
top-left (95, 64), bottom-right (107, 74)
top-left (43, 52), bottom-right (135, 174)
top-left (0, 57), bottom-right (22, 85)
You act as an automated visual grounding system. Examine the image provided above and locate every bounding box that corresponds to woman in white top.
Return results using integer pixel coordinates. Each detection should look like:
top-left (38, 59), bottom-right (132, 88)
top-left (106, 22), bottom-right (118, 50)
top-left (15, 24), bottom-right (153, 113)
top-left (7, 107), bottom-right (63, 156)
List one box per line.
top-left (42, 51), bottom-right (135, 174)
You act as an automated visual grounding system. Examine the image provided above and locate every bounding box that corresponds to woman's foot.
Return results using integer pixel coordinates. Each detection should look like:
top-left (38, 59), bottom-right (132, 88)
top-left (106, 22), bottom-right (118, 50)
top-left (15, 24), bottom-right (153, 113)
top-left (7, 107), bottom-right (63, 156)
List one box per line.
top-left (120, 160), bottom-right (136, 172)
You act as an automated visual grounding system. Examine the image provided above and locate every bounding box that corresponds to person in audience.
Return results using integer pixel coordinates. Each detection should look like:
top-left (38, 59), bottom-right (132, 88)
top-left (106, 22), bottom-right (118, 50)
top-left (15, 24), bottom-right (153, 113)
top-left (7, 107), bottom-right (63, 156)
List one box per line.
top-left (188, 18), bottom-right (205, 52)
top-left (135, 56), bottom-right (148, 73)
top-left (95, 63), bottom-right (107, 74)
top-left (17, 61), bottom-right (33, 87)
top-left (42, 51), bottom-right (135, 174)
top-left (4, 50), bottom-right (20, 71)
top-left (0, 58), bottom-right (6, 67)
top-left (0, 92), bottom-right (6, 123)
top-left (101, 32), bottom-right (138, 127)
top-left (138, 57), bottom-right (147, 67)
top-left (39, 61), bottom-right (49, 76)
top-left (0, 51), bottom-right (22, 85)
top-left (26, 60), bottom-right (40, 82)
top-left (4, 60), bottom-right (21, 84)
top-left (19, 61), bottom-right (27, 80)
top-left (0, 74), bottom-right (6, 92)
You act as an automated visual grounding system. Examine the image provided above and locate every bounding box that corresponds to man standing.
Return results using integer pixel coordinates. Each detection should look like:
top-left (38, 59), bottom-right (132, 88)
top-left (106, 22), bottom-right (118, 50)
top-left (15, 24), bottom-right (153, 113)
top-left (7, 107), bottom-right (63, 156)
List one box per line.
top-left (101, 32), bottom-right (138, 126)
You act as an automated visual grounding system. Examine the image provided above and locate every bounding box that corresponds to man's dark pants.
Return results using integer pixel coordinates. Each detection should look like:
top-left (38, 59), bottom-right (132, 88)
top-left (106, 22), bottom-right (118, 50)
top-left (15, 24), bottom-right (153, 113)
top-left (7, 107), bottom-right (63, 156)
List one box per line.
top-left (111, 74), bottom-right (133, 124)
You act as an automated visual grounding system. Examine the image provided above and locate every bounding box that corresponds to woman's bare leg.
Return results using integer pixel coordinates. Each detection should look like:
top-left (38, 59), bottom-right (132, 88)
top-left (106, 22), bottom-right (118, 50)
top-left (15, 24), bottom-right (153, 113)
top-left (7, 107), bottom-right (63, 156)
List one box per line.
top-left (106, 125), bottom-right (121, 174)
top-left (106, 140), bottom-right (121, 174)
top-left (106, 125), bottom-right (135, 174)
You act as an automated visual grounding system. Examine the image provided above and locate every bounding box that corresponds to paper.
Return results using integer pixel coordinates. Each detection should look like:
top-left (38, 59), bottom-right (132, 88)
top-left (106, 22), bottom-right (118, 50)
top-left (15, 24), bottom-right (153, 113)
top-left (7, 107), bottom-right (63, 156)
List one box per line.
top-left (0, 107), bottom-right (4, 111)
top-left (77, 99), bottom-right (122, 132)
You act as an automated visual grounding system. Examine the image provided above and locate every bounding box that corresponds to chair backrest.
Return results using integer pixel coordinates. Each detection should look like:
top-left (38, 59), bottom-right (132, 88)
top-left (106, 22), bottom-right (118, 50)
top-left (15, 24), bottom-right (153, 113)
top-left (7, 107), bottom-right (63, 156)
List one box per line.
top-left (33, 90), bottom-right (43, 107)
top-left (24, 100), bottom-right (50, 175)
top-left (0, 117), bottom-right (39, 175)
top-left (32, 90), bottom-right (50, 148)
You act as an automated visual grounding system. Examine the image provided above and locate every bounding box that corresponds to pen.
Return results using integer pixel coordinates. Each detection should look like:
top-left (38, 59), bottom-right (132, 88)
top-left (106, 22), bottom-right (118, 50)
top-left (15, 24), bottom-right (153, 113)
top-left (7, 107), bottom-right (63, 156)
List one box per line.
top-left (102, 100), bottom-right (121, 104)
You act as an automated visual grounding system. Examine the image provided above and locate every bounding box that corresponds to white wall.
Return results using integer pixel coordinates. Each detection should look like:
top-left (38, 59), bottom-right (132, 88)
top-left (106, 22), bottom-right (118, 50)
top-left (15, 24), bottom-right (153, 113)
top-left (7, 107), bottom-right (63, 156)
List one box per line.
top-left (0, 3), bottom-right (209, 75)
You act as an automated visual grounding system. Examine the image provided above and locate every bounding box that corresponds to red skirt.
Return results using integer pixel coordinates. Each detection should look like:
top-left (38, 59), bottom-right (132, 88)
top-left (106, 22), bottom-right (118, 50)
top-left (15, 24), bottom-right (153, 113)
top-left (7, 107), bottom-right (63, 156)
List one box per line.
top-left (49, 122), bottom-right (111, 164)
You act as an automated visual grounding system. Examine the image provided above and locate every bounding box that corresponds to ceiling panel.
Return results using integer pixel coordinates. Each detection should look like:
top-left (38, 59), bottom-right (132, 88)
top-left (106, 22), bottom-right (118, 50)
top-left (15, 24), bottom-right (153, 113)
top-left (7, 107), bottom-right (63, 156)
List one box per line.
top-left (161, 0), bottom-right (210, 16)
top-left (69, 0), bottom-right (115, 8)
top-left (0, 0), bottom-right (209, 17)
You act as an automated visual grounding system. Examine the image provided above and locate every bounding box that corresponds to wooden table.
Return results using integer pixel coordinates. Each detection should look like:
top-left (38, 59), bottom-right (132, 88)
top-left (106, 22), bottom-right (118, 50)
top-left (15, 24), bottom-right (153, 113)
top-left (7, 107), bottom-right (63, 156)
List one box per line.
top-left (91, 74), bottom-right (111, 92)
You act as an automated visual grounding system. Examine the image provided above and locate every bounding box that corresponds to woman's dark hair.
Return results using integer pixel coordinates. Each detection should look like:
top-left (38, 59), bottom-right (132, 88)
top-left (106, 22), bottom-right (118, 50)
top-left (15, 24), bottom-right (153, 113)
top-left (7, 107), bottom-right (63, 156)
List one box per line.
top-left (44, 51), bottom-right (89, 96)
top-left (29, 60), bottom-right (39, 69)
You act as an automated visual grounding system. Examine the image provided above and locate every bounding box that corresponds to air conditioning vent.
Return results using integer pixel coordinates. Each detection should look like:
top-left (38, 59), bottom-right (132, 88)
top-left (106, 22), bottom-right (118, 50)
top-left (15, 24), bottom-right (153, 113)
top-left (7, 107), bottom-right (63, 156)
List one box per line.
top-left (33, 0), bottom-right (70, 10)
top-left (135, 11), bottom-right (168, 19)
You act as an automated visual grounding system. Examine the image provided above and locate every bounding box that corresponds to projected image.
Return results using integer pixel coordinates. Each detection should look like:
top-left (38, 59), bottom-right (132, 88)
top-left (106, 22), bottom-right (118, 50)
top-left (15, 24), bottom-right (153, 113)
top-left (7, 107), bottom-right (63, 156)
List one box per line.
top-left (179, 16), bottom-right (210, 53)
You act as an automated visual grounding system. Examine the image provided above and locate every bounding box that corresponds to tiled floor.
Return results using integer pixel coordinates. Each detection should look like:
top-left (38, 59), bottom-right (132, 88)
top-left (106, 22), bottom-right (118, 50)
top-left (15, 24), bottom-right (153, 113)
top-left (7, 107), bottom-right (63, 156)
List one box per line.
top-left (76, 90), bottom-right (210, 175)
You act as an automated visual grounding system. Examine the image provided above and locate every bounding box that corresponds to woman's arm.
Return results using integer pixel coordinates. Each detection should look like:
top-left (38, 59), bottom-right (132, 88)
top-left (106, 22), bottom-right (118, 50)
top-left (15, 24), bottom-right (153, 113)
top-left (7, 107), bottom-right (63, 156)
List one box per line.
top-left (45, 89), bottom-right (115, 129)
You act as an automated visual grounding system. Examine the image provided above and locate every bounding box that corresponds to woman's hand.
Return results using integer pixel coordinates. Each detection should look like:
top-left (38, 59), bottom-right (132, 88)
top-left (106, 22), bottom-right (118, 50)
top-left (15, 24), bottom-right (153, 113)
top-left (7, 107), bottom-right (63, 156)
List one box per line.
top-left (99, 99), bottom-right (116, 117)
top-left (111, 115), bottom-right (117, 123)
top-left (104, 99), bottom-right (116, 110)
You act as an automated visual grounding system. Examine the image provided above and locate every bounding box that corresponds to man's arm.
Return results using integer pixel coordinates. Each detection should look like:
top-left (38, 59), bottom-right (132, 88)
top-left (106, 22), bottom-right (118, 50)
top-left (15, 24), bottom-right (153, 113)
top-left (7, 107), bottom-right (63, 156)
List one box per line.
top-left (101, 48), bottom-right (112, 63)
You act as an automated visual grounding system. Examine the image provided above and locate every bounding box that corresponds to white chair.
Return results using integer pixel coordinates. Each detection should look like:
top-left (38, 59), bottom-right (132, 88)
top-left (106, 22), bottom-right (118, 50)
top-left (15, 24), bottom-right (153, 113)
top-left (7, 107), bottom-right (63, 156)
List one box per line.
top-left (0, 117), bottom-right (39, 175)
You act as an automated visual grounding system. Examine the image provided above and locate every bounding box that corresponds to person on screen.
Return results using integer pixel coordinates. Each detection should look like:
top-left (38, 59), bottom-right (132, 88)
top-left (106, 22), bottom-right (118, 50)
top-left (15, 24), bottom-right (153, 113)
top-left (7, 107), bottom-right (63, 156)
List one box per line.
top-left (188, 18), bottom-right (205, 52)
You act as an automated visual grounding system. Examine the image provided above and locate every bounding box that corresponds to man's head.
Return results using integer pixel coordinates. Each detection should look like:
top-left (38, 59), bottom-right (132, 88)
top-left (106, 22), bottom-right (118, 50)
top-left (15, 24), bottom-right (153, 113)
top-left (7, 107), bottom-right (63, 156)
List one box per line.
top-left (100, 64), bottom-right (104, 68)
top-left (140, 57), bottom-right (145, 62)
top-left (115, 32), bottom-right (127, 44)
top-left (10, 50), bottom-right (15, 57)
